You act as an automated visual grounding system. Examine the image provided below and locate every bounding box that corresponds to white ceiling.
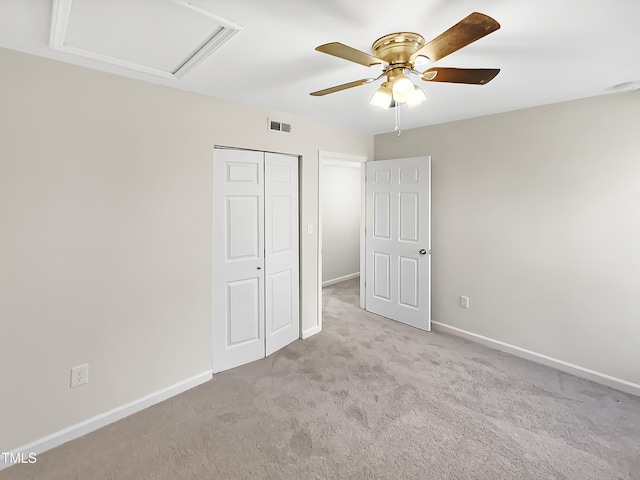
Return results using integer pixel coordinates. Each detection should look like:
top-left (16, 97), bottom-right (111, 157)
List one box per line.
top-left (1, 0), bottom-right (639, 134)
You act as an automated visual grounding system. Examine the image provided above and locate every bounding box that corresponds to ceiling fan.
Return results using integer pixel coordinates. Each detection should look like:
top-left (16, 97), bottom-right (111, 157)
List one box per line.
top-left (310, 12), bottom-right (501, 110)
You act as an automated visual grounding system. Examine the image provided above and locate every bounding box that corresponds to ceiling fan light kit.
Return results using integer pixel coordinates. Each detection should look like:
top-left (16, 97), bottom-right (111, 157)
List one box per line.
top-left (311, 11), bottom-right (501, 116)
top-left (369, 65), bottom-right (429, 109)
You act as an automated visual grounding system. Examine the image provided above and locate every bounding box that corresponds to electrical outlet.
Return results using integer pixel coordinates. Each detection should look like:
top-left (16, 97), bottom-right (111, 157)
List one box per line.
top-left (70, 364), bottom-right (89, 388)
top-left (460, 296), bottom-right (469, 309)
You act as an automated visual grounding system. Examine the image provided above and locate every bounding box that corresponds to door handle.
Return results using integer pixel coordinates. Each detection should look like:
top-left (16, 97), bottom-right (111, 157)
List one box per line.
top-left (419, 249), bottom-right (427, 255)
top-left (257, 267), bottom-right (262, 270)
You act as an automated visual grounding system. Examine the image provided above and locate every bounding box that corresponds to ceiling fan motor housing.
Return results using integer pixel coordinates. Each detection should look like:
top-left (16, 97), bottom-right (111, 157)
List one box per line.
top-left (372, 32), bottom-right (425, 68)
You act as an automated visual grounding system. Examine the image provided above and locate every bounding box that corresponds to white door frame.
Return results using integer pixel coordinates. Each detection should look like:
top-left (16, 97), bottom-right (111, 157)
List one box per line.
top-left (317, 151), bottom-right (368, 336)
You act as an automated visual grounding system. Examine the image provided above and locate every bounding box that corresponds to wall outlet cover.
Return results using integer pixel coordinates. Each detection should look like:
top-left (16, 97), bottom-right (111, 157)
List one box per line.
top-left (70, 364), bottom-right (89, 388)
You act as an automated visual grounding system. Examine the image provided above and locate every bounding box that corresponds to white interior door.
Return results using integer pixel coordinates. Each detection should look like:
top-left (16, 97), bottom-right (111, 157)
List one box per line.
top-left (213, 148), bottom-right (266, 373)
top-left (264, 153), bottom-right (300, 355)
top-left (365, 156), bottom-right (431, 331)
top-left (213, 148), bottom-right (299, 373)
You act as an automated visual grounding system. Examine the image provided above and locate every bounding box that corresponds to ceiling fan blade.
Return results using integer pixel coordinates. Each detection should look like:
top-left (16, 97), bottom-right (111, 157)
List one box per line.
top-left (316, 42), bottom-right (383, 67)
top-left (421, 67), bottom-right (500, 85)
top-left (310, 78), bottom-right (375, 96)
top-left (411, 12), bottom-right (500, 63)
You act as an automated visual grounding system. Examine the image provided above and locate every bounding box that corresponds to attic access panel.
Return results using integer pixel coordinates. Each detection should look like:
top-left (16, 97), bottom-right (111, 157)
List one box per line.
top-left (50, 0), bottom-right (241, 79)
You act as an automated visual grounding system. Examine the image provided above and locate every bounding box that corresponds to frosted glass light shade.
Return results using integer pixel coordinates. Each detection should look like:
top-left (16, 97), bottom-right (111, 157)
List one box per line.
top-left (370, 83), bottom-right (393, 109)
top-left (392, 75), bottom-right (415, 103)
top-left (406, 86), bottom-right (427, 109)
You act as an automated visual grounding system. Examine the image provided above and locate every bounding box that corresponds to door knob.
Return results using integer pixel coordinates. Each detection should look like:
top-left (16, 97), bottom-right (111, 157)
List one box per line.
top-left (257, 267), bottom-right (262, 270)
top-left (419, 249), bottom-right (427, 255)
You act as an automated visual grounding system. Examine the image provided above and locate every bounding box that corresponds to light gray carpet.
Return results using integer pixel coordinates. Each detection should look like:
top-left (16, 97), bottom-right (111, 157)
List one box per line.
top-left (4, 277), bottom-right (640, 479)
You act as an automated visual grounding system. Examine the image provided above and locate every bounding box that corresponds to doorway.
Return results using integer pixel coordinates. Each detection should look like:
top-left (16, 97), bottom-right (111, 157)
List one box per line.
top-left (318, 152), bottom-right (368, 333)
top-left (321, 160), bottom-right (362, 286)
top-left (318, 153), bottom-right (432, 335)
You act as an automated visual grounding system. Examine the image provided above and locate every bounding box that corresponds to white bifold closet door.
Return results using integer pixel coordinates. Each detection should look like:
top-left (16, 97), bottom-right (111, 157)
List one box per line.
top-left (213, 148), bottom-right (299, 373)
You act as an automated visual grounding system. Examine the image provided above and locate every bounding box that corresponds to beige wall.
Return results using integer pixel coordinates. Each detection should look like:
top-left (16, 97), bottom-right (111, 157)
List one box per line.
top-left (0, 47), bottom-right (373, 451)
top-left (3, 42), bottom-right (639, 453)
top-left (375, 91), bottom-right (640, 386)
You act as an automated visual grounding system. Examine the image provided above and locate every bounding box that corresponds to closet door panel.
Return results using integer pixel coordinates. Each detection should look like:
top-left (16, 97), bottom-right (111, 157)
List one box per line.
top-left (265, 153), bottom-right (300, 355)
top-left (213, 148), bottom-right (265, 373)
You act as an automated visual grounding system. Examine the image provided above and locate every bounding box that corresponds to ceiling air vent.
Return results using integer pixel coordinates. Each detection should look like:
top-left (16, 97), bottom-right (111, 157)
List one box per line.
top-left (269, 119), bottom-right (292, 133)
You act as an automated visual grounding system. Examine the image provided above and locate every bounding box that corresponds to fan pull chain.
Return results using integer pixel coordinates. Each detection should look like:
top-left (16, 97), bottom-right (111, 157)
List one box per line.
top-left (395, 103), bottom-right (402, 137)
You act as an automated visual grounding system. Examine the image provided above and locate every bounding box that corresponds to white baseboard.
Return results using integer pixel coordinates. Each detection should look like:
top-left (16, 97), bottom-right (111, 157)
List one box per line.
top-left (431, 321), bottom-right (640, 397)
top-left (1, 370), bottom-right (213, 471)
top-left (301, 325), bottom-right (321, 339)
top-left (322, 272), bottom-right (359, 287)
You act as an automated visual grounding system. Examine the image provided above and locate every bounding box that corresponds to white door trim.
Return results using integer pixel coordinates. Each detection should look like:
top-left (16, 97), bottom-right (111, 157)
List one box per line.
top-left (317, 151), bottom-right (368, 337)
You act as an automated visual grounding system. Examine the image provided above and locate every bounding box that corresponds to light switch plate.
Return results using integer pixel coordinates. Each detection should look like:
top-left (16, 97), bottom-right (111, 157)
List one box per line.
top-left (460, 296), bottom-right (469, 309)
